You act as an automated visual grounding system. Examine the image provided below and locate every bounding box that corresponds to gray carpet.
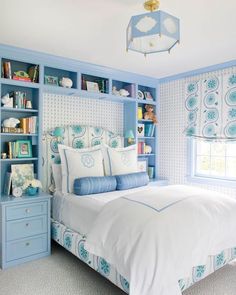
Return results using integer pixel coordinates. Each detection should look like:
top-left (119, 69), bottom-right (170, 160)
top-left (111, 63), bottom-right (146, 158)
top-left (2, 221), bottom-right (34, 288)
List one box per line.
top-left (0, 243), bottom-right (236, 295)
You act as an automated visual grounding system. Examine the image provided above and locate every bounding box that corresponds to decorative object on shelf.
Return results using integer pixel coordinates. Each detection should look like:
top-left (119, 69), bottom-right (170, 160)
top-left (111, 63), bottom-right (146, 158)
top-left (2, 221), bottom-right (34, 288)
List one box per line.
top-left (2, 61), bottom-right (12, 79)
top-left (125, 129), bottom-right (135, 145)
top-left (23, 178), bottom-right (42, 196)
top-left (138, 107), bottom-right (143, 120)
top-left (144, 91), bottom-right (153, 101)
top-left (15, 140), bottom-right (33, 158)
top-left (45, 75), bottom-right (59, 86)
top-left (59, 77), bottom-right (73, 88)
top-left (148, 166), bottom-right (155, 179)
top-left (127, 0), bottom-right (180, 56)
top-left (1, 93), bottom-right (13, 108)
top-left (144, 104), bottom-right (158, 123)
top-left (112, 86), bottom-right (120, 96)
top-left (138, 159), bottom-right (148, 172)
top-left (12, 186), bottom-right (23, 198)
top-left (119, 89), bottom-right (129, 97)
top-left (28, 65), bottom-right (39, 83)
top-left (138, 90), bottom-right (144, 100)
top-left (137, 123), bottom-right (145, 137)
top-left (1, 152), bottom-right (7, 159)
top-left (13, 70), bottom-right (31, 82)
top-left (11, 163), bottom-right (34, 191)
top-left (26, 100), bottom-right (32, 109)
top-left (2, 117), bottom-right (20, 128)
top-left (86, 81), bottom-right (100, 93)
top-left (144, 144), bottom-right (152, 154)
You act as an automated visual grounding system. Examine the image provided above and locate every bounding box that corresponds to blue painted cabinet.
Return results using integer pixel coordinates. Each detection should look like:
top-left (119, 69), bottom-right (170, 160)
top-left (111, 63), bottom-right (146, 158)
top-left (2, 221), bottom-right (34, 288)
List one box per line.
top-left (0, 193), bottom-right (51, 269)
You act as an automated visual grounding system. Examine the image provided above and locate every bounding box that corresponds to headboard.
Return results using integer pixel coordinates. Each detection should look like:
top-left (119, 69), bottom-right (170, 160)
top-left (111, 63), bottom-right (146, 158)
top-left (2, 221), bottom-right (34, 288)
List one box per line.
top-left (42, 124), bottom-right (123, 192)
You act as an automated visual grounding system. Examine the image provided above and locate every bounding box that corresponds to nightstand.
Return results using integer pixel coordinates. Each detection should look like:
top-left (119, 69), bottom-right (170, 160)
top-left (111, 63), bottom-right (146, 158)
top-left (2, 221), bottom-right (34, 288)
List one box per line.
top-left (0, 193), bottom-right (51, 269)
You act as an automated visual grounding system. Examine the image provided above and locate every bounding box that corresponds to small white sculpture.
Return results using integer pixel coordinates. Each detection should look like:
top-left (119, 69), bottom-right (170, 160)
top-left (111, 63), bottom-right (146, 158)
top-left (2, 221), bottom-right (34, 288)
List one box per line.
top-left (119, 89), bottom-right (129, 97)
top-left (1, 94), bottom-right (13, 108)
top-left (144, 145), bottom-right (152, 154)
top-left (59, 77), bottom-right (73, 88)
top-left (3, 118), bottom-right (20, 128)
top-left (112, 86), bottom-right (120, 96)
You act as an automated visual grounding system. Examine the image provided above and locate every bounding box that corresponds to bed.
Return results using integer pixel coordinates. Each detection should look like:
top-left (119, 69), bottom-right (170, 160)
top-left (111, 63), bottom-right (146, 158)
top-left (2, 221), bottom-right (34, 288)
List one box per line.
top-left (43, 125), bottom-right (236, 295)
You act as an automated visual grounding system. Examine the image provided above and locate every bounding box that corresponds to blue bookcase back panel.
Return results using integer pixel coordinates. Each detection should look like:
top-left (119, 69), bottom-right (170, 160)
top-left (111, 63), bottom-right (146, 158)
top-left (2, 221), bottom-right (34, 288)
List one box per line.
top-left (44, 67), bottom-right (77, 89)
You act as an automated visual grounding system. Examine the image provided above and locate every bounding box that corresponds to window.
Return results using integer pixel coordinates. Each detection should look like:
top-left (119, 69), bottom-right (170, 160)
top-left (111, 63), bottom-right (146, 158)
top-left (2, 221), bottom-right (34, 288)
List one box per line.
top-left (190, 138), bottom-right (236, 184)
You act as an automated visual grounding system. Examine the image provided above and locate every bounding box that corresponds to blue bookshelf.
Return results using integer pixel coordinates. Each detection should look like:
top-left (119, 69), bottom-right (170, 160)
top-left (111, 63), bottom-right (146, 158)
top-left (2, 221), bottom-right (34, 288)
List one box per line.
top-left (0, 44), bottom-right (160, 195)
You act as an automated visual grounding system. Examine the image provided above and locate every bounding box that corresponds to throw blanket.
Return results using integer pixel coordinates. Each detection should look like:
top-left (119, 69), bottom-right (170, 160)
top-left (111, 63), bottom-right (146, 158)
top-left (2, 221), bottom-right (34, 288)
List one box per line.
top-left (85, 185), bottom-right (236, 295)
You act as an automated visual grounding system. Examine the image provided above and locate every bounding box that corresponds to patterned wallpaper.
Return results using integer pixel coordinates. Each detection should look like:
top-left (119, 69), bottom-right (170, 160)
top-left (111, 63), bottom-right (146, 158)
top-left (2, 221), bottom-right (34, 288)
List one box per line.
top-left (159, 66), bottom-right (236, 197)
top-left (42, 94), bottom-right (124, 135)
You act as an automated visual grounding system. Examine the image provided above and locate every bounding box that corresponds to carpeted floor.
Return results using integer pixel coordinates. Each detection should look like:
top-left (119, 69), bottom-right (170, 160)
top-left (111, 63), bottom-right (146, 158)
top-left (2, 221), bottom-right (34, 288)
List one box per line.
top-left (0, 243), bottom-right (236, 295)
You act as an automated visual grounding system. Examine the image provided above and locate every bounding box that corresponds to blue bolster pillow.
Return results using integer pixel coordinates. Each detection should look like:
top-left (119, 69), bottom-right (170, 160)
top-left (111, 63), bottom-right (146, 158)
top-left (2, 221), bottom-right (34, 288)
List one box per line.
top-left (74, 176), bottom-right (117, 196)
top-left (116, 172), bottom-right (149, 190)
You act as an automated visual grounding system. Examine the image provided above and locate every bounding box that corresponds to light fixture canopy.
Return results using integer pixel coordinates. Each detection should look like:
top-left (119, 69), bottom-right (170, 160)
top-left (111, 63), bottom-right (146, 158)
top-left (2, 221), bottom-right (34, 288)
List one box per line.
top-left (127, 0), bottom-right (180, 55)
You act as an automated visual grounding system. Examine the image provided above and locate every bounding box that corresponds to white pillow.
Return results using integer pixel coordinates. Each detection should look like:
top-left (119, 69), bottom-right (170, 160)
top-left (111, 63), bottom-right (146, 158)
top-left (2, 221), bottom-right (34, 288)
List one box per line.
top-left (58, 144), bottom-right (104, 193)
top-left (106, 144), bottom-right (138, 175)
top-left (52, 163), bottom-right (62, 192)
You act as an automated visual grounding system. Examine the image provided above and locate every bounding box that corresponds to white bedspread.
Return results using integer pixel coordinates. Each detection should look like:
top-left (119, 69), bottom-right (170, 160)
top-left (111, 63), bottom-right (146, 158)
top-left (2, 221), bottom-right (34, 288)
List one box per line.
top-left (85, 185), bottom-right (236, 295)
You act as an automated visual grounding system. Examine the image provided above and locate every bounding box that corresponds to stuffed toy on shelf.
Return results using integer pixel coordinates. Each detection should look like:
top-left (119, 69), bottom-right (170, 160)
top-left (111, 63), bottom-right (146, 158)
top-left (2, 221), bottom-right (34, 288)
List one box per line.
top-left (144, 104), bottom-right (158, 124)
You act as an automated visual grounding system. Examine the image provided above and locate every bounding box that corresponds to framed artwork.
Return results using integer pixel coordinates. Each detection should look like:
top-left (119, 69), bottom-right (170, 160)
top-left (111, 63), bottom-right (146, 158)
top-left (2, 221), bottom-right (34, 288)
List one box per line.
top-left (138, 90), bottom-right (144, 100)
top-left (11, 164), bottom-right (34, 191)
top-left (138, 159), bottom-right (148, 172)
top-left (86, 81), bottom-right (100, 93)
top-left (16, 140), bottom-right (32, 158)
top-left (144, 91), bottom-right (153, 101)
top-left (137, 123), bottom-right (145, 137)
top-left (44, 75), bottom-right (59, 86)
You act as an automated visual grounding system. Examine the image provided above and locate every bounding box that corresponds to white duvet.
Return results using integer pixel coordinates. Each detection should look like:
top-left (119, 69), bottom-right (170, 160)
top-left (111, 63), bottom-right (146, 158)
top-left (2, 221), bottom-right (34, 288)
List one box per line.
top-left (85, 185), bottom-right (236, 295)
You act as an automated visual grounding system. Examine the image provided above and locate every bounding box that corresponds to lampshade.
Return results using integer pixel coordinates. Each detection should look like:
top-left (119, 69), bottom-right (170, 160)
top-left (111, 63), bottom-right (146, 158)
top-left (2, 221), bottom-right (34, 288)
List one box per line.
top-left (125, 129), bottom-right (135, 139)
top-left (127, 4), bottom-right (180, 55)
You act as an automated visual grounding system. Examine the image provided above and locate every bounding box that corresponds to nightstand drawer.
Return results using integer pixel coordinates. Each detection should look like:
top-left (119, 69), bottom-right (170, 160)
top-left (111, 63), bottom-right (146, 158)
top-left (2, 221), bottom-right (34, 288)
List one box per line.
top-left (6, 234), bottom-right (48, 262)
top-left (6, 202), bottom-right (47, 221)
top-left (6, 215), bottom-right (48, 241)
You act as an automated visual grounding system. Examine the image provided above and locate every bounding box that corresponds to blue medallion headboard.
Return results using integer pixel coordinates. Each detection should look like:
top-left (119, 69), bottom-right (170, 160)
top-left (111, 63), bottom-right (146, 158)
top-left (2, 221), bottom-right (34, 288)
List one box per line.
top-left (42, 124), bottom-right (124, 192)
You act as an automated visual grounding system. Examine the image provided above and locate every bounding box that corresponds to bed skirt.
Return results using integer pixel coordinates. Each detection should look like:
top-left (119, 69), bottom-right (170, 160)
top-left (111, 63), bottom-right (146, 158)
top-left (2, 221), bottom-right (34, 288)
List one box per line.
top-left (51, 219), bottom-right (236, 293)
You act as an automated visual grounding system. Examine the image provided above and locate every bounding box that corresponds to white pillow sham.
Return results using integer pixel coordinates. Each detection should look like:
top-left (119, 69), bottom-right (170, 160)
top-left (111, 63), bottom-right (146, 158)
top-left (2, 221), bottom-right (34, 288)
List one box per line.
top-left (51, 163), bottom-right (62, 192)
top-left (58, 144), bottom-right (104, 193)
top-left (106, 144), bottom-right (138, 175)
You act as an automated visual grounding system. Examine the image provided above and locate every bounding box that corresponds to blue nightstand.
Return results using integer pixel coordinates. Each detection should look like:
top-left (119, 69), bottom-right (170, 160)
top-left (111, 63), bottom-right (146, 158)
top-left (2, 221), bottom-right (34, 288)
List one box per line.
top-left (0, 193), bottom-right (51, 269)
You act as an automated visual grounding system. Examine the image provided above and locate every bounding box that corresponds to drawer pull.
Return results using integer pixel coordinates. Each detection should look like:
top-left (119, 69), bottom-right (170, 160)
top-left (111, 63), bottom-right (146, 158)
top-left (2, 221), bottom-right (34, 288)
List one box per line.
top-left (25, 209), bottom-right (30, 214)
top-left (25, 242), bottom-right (30, 247)
top-left (25, 223), bottom-right (29, 227)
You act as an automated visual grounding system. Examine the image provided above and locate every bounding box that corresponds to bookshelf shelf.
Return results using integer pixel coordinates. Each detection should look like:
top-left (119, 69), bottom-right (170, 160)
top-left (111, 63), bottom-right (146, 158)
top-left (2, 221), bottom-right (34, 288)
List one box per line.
top-left (138, 136), bottom-right (155, 139)
top-left (0, 133), bottom-right (38, 136)
top-left (0, 157), bottom-right (38, 162)
top-left (0, 78), bottom-right (39, 89)
top-left (138, 154), bottom-right (155, 157)
top-left (137, 99), bottom-right (156, 105)
top-left (0, 107), bottom-right (38, 113)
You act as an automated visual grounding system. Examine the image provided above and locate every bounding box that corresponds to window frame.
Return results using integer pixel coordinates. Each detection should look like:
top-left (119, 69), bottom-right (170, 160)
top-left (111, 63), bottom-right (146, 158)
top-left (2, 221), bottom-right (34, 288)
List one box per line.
top-left (187, 137), bottom-right (236, 188)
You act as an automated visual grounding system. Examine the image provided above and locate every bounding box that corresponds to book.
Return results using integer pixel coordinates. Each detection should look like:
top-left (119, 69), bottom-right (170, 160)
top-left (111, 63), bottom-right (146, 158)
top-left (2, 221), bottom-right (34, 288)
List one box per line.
top-left (13, 76), bottom-right (31, 82)
top-left (138, 107), bottom-right (143, 120)
top-left (28, 65), bottom-right (39, 83)
top-left (3, 61), bottom-right (12, 79)
top-left (3, 172), bottom-right (12, 195)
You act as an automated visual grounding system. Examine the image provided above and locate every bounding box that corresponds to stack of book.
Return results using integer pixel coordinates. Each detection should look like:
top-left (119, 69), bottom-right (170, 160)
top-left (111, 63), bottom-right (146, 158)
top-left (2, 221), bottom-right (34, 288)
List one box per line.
top-left (5, 91), bottom-right (30, 109)
top-left (13, 75), bottom-right (31, 82)
top-left (145, 124), bottom-right (155, 137)
top-left (20, 116), bottom-right (37, 134)
top-left (8, 142), bottom-right (18, 159)
top-left (138, 141), bottom-right (146, 154)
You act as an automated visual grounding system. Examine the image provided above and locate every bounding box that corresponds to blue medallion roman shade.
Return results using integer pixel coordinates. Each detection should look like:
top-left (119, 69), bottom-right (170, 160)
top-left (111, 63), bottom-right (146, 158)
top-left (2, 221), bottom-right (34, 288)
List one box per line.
top-left (185, 73), bottom-right (236, 139)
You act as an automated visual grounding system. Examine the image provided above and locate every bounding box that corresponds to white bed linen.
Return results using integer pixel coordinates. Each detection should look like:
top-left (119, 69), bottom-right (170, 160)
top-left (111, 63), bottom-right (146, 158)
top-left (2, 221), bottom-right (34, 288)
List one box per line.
top-left (52, 186), bottom-right (150, 235)
top-left (85, 185), bottom-right (236, 295)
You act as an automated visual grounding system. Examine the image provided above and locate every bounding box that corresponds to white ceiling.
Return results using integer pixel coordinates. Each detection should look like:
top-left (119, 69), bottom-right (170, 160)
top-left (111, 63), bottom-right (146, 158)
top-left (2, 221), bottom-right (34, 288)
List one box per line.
top-left (1, 0), bottom-right (236, 79)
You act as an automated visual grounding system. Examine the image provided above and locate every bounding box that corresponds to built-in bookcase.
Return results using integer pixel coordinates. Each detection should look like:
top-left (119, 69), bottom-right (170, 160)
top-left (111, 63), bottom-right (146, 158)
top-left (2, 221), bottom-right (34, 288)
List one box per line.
top-left (0, 45), bottom-right (160, 196)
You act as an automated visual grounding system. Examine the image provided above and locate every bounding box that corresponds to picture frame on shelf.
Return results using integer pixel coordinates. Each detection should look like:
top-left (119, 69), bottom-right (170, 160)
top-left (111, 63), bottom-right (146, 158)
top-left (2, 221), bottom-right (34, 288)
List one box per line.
top-left (16, 140), bottom-right (32, 158)
top-left (44, 75), bottom-right (59, 86)
top-left (138, 159), bottom-right (148, 172)
top-left (137, 123), bottom-right (145, 137)
top-left (11, 163), bottom-right (34, 191)
top-left (144, 91), bottom-right (153, 101)
top-left (86, 81), bottom-right (100, 93)
top-left (138, 90), bottom-right (144, 100)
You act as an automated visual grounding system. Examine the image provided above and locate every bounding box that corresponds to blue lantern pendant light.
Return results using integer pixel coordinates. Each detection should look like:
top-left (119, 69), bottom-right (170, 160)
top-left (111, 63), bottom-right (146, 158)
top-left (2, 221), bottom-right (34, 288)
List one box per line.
top-left (127, 0), bottom-right (180, 56)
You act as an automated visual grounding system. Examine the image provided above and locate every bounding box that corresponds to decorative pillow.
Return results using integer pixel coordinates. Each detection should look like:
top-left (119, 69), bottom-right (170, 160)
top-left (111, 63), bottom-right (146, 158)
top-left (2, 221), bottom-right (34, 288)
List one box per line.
top-left (74, 176), bottom-right (117, 196)
top-left (106, 144), bottom-right (138, 175)
top-left (58, 144), bottom-right (104, 193)
top-left (51, 163), bottom-right (62, 192)
top-left (116, 172), bottom-right (149, 190)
